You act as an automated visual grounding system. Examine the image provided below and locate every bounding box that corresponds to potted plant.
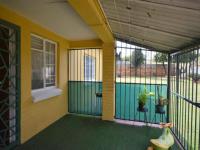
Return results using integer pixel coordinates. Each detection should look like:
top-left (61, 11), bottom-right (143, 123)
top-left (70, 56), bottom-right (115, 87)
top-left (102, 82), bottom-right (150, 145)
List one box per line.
top-left (138, 88), bottom-right (154, 112)
top-left (155, 86), bottom-right (167, 114)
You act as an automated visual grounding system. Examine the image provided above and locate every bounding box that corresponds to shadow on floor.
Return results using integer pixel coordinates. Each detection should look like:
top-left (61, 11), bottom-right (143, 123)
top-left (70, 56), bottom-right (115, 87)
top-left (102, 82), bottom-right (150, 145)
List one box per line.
top-left (15, 114), bottom-right (180, 150)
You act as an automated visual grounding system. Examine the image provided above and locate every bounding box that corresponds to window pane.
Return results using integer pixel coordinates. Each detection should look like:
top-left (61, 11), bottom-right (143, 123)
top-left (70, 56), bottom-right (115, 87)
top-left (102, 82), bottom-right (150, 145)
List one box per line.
top-left (45, 41), bottom-right (55, 54)
top-left (84, 55), bottom-right (95, 81)
top-left (46, 53), bottom-right (55, 64)
top-left (32, 50), bottom-right (44, 89)
top-left (31, 36), bottom-right (43, 50)
top-left (31, 35), bottom-right (56, 90)
top-left (46, 75), bottom-right (55, 87)
top-left (45, 65), bottom-right (55, 76)
top-left (45, 41), bottom-right (56, 87)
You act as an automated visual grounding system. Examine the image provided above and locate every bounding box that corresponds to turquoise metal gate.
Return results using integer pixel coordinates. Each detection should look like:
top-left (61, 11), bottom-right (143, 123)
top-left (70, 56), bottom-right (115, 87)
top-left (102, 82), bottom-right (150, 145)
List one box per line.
top-left (0, 20), bottom-right (20, 149)
top-left (68, 49), bottom-right (102, 116)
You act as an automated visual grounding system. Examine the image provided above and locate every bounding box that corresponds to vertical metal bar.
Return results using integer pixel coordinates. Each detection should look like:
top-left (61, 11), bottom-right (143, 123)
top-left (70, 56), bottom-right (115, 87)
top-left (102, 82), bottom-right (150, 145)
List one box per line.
top-left (129, 45), bottom-right (131, 120)
top-left (86, 49), bottom-right (89, 114)
top-left (80, 50), bottom-right (82, 113)
top-left (167, 53), bottom-right (171, 123)
top-left (176, 54), bottom-right (179, 140)
top-left (182, 53), bottom-right (186, 147)
top-left (68, 50), bottom-right (71, 113)
top-left (160, 53), bottom-right (163, 122)
top-left (171, 55), bottom-right (173, 130)
top-left (95, 49), bottom-right (97, 115)
top-left (180, 57), bottom-right (183, 144)
top-left (188, 50), bottom-right (192, 148)
top-left (134, 46), bottom-right (136, 120)
top-left (173, 55), bottom-right (176, 133)
top-left (99, 48), bottom-right (101, 114)
top-left (155, 52), bottom-right (158, 122)
top-left (90, 49), bottom-right (93, 115)
top-left (144, 49), bottom-right (147, 122)
top-left (138, 48), bottom-right (142, 121)
top-left (90, 49), bottom-right (92, 115)
top-left (76, 50), bottom-right (79, 113)
top-left (150, 50), bottom-right (152, 123)
top-left (120, 42), bottom-right (122, 118)
top-left (124, 43), bottom-right (127, 119)
top-left (83, 49), bottom-right (86, 113)
top-left (183, 54), bottom-right (186, 147)
top-left (115, 46), bottom-right (117, 118)
top-left (73, 50), bottom-right (76, 113)
top-left (71, 50), bottom-right (76, 112)
top-left (190, 50), bottom-right (195, 149)
top-left (78, 49), bottom-right (80, 113)
top-left (145, 50), bottom-right (147, 86)
top-left (194, 48), bottom-right (198, 149)
top-left (197, 48), bottom-right (200, 150)
top-left (183, 54), bottom-right (188, 148)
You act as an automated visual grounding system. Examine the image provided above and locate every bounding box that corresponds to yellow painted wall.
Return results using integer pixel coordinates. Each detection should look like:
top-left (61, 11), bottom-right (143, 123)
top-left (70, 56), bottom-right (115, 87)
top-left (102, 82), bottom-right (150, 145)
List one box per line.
top-left (69, 39), bottom-right (102, 49)
top-left (0, 5), bottom-right (69, 143)
top-left (102, 43), bottom-right (115, 121)
top-left (0, 0), bottom-right (116, 144)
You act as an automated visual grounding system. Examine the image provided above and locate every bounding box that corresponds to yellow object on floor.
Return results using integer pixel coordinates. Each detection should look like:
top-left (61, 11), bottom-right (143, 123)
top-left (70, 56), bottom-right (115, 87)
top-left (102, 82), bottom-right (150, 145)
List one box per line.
top-left (150, 123), bottom-right (174, 150)
top-left (150, 139), bottom-right (169, 150)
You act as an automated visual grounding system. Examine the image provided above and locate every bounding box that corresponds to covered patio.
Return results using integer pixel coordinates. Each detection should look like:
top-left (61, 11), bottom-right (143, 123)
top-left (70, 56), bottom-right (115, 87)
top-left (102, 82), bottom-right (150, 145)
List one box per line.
top-left (15, 115), bottom-right (179, 150)
top-left (0, 0), bottom-right (200, 150)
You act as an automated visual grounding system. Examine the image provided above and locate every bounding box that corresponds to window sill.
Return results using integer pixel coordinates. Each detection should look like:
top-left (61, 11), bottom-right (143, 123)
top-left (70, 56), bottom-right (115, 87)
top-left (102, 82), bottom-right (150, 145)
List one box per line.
top-left (32, 88), bottom-right (62, 103)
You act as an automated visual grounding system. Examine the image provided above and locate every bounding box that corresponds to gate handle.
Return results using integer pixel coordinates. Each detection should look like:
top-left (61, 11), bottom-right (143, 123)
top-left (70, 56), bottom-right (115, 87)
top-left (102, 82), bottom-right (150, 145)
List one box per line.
top-left (96, 92), bottom-right (102, 98)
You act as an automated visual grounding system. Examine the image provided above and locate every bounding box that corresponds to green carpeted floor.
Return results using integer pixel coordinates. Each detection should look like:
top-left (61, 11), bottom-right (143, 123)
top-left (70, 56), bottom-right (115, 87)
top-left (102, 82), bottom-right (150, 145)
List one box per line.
top-left (15, 115), bottom-right (180, 150)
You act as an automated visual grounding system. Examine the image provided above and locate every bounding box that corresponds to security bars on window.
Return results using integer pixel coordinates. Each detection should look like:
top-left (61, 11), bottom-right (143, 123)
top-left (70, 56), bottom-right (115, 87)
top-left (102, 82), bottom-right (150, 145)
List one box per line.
top-left (0, 20), bottom-right (20, 149)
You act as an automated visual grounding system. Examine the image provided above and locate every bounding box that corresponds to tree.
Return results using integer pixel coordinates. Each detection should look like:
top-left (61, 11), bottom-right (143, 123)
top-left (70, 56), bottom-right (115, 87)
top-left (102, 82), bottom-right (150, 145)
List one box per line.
top-left (131, 49), bottom-right (145, 76)
top-left (177, 52), bottom-right (198, 77)
top-left (154, 52), bottom-right (198, 77)
top-left (154, 53), bottom-right (168, 75)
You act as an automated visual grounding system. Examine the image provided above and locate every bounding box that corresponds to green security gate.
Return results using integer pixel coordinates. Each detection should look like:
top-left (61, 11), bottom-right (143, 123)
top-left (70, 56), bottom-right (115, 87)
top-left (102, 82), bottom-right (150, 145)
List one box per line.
top-left (115, 40), bottom-right (168, 124)
top-left (0, 20), bottom-right (20, 149)
top-left (68, 49), bottom-right (102, 116)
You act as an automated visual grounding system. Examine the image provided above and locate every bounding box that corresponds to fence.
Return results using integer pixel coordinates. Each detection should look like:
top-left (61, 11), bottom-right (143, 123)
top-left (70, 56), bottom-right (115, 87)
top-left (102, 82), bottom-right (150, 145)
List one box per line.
top-left (170, 46), bottom-right (200, 150)
top-left (115, 41), bottom-right (168, 124)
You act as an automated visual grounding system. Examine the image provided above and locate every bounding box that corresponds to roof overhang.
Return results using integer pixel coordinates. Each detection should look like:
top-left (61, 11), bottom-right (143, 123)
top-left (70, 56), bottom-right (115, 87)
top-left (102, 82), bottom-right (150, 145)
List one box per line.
top-left (99, 0), bottom-right (200, 52)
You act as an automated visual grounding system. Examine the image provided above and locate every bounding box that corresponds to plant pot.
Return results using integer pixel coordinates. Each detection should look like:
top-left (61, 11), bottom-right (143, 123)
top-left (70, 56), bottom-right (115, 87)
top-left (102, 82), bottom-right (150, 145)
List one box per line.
top-left (155, 104), bottom-right (165, 114)
top-left (138, 103), bottom-right (148, 112)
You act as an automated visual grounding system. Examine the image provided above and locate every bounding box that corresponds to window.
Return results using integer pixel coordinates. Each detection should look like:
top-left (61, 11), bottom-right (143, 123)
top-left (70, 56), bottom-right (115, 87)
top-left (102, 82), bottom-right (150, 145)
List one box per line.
top-left (84, 55), bottom-right (95, 81)
top-left (31, 34), bottom-right (56, 90)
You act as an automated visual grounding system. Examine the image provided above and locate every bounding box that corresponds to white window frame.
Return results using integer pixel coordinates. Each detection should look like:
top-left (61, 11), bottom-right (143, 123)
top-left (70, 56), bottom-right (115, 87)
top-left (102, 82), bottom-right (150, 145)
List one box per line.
top-left (84, 55), bottom-right (96, 81)
top-left (31, 34), bottom-right (57, 92)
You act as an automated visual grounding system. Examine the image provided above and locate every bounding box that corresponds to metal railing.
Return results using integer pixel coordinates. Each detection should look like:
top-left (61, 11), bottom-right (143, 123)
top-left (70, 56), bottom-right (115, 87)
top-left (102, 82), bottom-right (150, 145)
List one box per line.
top-left (170, 47), bottom-right (200, 150)
top-left (115, 41), bottom-right (168, 124)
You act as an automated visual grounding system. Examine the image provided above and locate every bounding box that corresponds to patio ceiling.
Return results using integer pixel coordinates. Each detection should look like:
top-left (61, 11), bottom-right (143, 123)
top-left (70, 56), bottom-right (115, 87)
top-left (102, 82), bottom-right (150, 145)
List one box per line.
top-left (0, 0), bottom-right (98, 40)
top-left (99, 0), bottom-right (200, 52)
